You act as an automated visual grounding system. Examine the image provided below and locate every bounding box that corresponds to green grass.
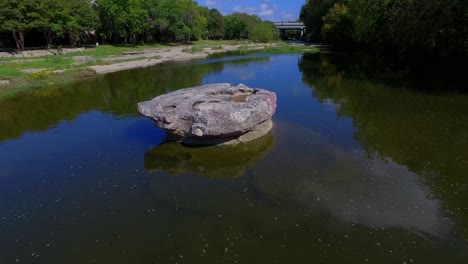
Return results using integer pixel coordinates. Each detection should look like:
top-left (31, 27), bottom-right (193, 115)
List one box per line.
top-left (0, 56), bottom-right (74, 78)
top-left (193, 40), bottom-right (254, 46)
top-left (0, 68), bottom-right (96, 99)
top-left (263, 44), bottom-right (320, 54)
top-left (182, 46), bottom-right (204, 54)
top-left (0, 44), bottom-right (167, 78)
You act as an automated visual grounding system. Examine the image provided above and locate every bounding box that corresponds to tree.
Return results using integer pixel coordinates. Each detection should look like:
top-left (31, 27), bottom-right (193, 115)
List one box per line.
top-left (321, 3), bottom-right (353, 44)
top-left (300, 0), bottom-right (337, 41)
top-left (64, 0), bottom-right (98, 47)
top-left (300, 0), bottom-right (468, 57)
top-left (36, 0), bottom-right (68, 48)
top-left (232, 13), bottom-right (261, 39)
top-left (145, 0), bottom-right (169, 42)
top-left (251, 22), bottom-right (278, 43)
top-left (146, 0), bottom-right (205, 43)
top-left (224, 15), bottom-right (248, 40)
top-left (207, 9), bottom-right (225, 40)
top-left (0, 0), bottom-right (41, 50)
top-left (126, 0), bottom-right (148, 43)
top-left (181, 6), bottom-right (200, 41)
top-left (95, 0), bottom-right (128, 43)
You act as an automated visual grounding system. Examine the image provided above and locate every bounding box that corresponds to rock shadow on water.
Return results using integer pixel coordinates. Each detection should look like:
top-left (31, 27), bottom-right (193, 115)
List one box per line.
top-left (144, 132), bottom-right (275, 179)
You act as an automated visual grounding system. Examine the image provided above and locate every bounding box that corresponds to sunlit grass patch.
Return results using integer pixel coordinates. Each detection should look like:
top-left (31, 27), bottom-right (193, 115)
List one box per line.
top-left (182, 46), bottom-right (204, 53)
top-left (263, 44), bottom-right (320, 54)
top-left (26, 69), bottom-right (54, 79)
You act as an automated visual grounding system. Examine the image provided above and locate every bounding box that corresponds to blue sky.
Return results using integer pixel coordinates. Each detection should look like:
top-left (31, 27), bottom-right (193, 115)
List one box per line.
top-left (194, 0), bottom-right (304, 22)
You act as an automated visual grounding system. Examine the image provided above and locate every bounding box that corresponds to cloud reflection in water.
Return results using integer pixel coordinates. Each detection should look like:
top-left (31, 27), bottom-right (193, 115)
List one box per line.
top-left (252, 121), bottom-right (452, 236)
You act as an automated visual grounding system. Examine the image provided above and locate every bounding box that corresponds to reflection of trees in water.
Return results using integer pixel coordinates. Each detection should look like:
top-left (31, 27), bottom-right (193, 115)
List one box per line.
top-left (298, 53), bottom-right (468, 237)
top-left (0, 56), bottom-right (269, 142)
top-left (144, 132), bottom-right (275, 179)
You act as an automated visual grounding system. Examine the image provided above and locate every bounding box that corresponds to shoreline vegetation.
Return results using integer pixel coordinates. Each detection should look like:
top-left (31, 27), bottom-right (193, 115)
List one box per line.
top-left (300, 0), bottom-right (467, 59)
top-left (0, 0), bottom-right (316, 99)
top-left (0, 41), bottom-right (320, 99)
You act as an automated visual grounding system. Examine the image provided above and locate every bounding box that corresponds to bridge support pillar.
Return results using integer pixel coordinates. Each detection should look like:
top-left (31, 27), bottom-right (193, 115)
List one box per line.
top-left (280, 29), bottom-right (286, 39)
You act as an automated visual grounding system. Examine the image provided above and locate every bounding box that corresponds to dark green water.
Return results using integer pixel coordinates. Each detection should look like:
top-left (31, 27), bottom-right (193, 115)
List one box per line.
top-left (0, 53), bottom-right (467, 263)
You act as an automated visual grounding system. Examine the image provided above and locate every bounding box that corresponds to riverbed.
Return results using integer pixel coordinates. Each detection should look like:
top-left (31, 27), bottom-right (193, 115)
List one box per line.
top-left (0, 52), bottom-right (467, 263)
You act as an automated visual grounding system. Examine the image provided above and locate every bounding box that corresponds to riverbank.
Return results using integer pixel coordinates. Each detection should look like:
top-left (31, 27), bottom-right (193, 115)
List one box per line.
top-left (0, 41), bottom-right (319, 98)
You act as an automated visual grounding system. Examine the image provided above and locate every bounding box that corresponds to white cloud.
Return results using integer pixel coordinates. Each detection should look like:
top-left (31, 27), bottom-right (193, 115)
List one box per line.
top-left (205, 0), bottom-right (216, 8)
top-left (281, 12), bottom-right (295, 22)
top-left (258, 4), bottom-right (276, 19)
top-left (233, 5), bottom-right (257, 14)
top-left (233, 3), bottom-right (278, 20)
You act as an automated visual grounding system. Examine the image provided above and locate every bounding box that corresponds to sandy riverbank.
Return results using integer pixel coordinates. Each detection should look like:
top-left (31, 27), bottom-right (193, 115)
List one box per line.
top-left (89, 44), bottom-right (273, 74)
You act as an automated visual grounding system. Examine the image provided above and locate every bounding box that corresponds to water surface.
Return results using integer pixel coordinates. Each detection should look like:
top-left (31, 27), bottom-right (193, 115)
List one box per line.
top-left (0, 52), bottom-right (467, 263)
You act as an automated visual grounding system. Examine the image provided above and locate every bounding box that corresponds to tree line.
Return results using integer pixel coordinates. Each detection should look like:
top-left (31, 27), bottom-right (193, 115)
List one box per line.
top-left (300, 0), bottom-right (468, 57)
top-left (0, 0), bottom-right (279, 50)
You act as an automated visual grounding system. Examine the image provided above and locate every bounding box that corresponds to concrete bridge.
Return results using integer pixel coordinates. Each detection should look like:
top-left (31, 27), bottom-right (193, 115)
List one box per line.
top-left (274, 22), bottom-right (306, 38)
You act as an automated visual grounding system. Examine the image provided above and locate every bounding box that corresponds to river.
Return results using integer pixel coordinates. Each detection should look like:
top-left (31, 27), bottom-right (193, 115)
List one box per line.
top-left (0, 52), bottom-right (467, 263)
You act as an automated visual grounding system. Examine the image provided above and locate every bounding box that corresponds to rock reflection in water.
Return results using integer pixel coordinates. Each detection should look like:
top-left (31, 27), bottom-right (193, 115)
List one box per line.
top-left (252, 121), bottom-right (452, 236)
top-left (144, 132), bottom-right (275, 179)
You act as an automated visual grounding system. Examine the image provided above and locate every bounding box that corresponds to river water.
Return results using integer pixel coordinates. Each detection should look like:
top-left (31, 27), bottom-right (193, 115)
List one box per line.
top-left (0, 52), bottom-right (467, 263)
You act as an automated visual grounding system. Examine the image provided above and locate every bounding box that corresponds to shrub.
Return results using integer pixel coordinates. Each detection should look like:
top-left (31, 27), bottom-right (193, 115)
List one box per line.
top-left (26, 70), bottom-right (53, 79)
top-left (252, 22), bottom-right (279, 43)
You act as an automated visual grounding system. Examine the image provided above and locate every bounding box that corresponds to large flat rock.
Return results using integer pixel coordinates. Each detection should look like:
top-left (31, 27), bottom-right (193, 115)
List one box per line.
top-left (137, 83), bottom-right (277, 145)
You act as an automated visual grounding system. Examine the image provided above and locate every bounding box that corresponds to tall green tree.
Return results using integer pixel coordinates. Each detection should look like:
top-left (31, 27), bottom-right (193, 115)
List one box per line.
top-left (36, 0), bottom-right (68, 48)
top-left (300, 0), bottom-right (337, 41)
top-left (207, 8), bottom-right (225, 40)
top-left (126, 0), bottom-right (148, 43)
top-left (64, 0), bottom-right (98, 47)
top-left (0, 0), bottom-right (41, 50)
top-left (224, 15), bottom-right (248, 40)
top-left (232, 13), bottom-right (262, 39)
top-left (95, 0), bottom-right (127, 43)
top-left (321, 3), bottom-right (353, 44)
top-left (300, 0), bottom-right (468, 57)
top-left (251, 22), bottom-right (279, 43)
top-left (152, 0), bottom-right (204, 42)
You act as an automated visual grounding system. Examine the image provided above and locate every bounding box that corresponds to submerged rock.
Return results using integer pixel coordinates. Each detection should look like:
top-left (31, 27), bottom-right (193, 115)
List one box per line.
top-left (137, 83), bottom-right (277, 145)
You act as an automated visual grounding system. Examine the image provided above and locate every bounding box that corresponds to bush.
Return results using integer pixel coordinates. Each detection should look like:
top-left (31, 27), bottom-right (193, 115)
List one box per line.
top-left (26, 70), bottom-right (53, 79)
top-left (251, 22), bottom-right (279, 43)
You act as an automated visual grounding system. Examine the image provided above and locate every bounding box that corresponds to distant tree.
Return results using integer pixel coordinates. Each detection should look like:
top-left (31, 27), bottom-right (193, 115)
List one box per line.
top-left (64, 0), bottom-right (98, 47)
top-left (148, 0), bottom-right (204, 42)
top-left (181, 6), bottom-right (200, 41)
top-left (232, 12), bottom-right (262, 39)
top-left (251, 22), bottom-right (279, 43)
top-left (36, 0), bottom-right (68, 48)
top-left (300, 0), bottom-right (337, 41)
top-left (300, 0), bottom-right (468, 57)
top-left (321, 3), bottom-right (353, 44)
top-left (145, 0), bottom-right (170, 42)
top-left (207, 8), bottom-right (225, 40)
top-left (0, 0), bottom-right (41, 50)
top-left (126, 0), bottom-right (148, 43)
top-left (95, 0), bottom-right (127, 43)
top-left (224, 15), bottom-right (248, 40)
